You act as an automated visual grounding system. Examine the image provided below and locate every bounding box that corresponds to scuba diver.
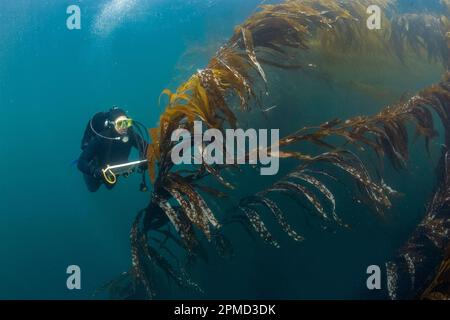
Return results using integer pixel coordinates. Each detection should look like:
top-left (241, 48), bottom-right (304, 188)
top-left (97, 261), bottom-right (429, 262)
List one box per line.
top-left (78, 107), bottom-right (149, 192)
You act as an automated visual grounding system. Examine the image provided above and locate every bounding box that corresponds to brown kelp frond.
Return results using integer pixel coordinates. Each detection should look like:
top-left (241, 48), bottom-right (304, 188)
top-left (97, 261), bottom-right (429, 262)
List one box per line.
top-left (234, 73), bottom-right (450, 243)
top-left (130, 210), bottom-right (156, 299)
top-left (153, 195), bottom-right (199, 250)
top-left (164, 173), bottom-right (221, 240)
top-left (310, 150), bottom-right (393, 212)
top-left (237, 149), bottom-right (390, 241)
top-left (159, 46), bottom-right (255, 133)
top-left (280, 150), bottom-right (392, 211)
top-left (147, 0), bottom-right (450, 186)
top-left (239, 206), bottom-right (280, 248)
top-left (390, 13), bottom-right (450, 65)
top-left (287, 170), bottom-right (338, 222)
top-left (169, 173), bottom-right (221, 230)
top-left (131, 0), bottom-right (450, 298)
top-left (144, 40), bottom-right (450, 280)
top-left (421, 245), bottom-right (450, 300)
top-left (231, 0), bottom-right (390, 54)
top-left (386, 149), bottom-right (450, 299)
top-left (231, 0), bottom-right (447, 62)
top-left (240, 195), bottom-right (305, 243)
top-left (278, 72), bottom-right (450, 170)
top-left (121, 176), bottom-right (227, 298)
top-left (139, 231), bottom-right (203, 295)
top-left (270, 180), bottom-right (329, 221)
top-left (128, 209), bottom-right (202, 299)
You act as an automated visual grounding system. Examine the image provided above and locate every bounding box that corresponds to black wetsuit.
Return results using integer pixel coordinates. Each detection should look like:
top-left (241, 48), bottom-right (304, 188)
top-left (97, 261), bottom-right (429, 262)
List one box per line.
top-left (78, 127), bottom-right (147, 192)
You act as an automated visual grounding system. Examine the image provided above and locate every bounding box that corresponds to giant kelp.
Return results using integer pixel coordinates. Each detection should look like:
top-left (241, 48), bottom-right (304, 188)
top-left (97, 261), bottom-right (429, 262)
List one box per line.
top-left (239, 72), bottom-right (450, 245)
top-left (104, 0), bottom-right (450, 299)
top-left (386, 148), bottom-right (450, 300)
top-left (421, 245), bottom-right (450, 300)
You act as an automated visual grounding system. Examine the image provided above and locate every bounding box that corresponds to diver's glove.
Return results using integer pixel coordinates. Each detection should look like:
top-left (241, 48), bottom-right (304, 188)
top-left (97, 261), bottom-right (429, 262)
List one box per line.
top-left (93, 168), bottom-right (105, 181)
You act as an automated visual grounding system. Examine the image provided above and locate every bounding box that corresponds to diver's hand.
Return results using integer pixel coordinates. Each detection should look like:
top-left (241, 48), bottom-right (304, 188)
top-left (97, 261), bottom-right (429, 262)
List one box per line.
top-left (93, 168), bottom-right (105, 181)
top-left (95, 167), bottom-right (117, 185)
top-left (138, 162), bottom-right (148, 173)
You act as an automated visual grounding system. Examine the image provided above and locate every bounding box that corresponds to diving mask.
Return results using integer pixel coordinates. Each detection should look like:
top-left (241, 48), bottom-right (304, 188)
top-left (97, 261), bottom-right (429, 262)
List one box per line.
top-left (115, 117), bottom-right (133, 131)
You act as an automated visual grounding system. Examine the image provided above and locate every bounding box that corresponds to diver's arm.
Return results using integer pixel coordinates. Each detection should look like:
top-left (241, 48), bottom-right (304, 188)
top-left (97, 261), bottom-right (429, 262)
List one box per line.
top-left (77, 139), bottom-right (101, 177)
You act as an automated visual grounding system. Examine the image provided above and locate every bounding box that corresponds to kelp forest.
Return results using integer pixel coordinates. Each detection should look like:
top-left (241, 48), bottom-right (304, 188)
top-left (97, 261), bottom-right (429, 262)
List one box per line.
top-left (98, 0), bottom-right (450, 300)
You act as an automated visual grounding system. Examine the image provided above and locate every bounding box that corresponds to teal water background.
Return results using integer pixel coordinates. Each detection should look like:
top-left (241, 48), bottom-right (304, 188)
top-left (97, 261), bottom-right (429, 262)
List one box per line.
top-left (0, 0), bottom-right (446, 299)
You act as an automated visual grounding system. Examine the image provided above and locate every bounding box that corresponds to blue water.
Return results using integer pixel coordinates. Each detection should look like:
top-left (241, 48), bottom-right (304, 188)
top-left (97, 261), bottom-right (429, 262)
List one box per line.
top-left (0, 0), bottom-right (446, 299)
